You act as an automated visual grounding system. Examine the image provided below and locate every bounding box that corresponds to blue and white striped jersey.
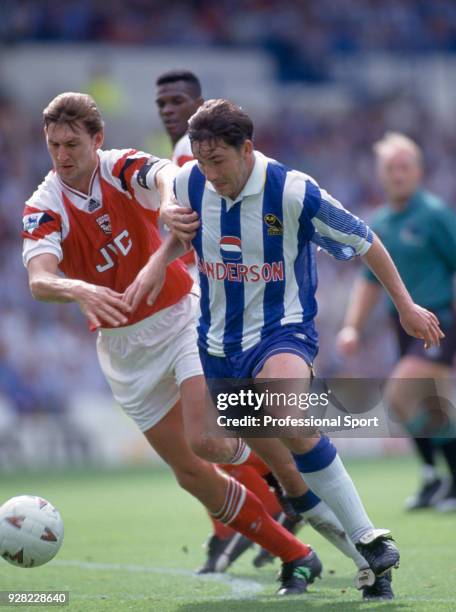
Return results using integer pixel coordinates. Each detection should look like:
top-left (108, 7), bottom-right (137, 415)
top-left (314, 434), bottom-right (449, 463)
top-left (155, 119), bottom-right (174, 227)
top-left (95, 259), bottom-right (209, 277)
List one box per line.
top-left (175, 151), bottom-right (373, 357)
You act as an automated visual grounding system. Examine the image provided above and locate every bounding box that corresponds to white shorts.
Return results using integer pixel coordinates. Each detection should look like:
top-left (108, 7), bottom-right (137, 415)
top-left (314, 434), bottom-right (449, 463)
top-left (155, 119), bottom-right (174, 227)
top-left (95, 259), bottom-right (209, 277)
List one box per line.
top-left (96, 294), bottom-right (203, 432)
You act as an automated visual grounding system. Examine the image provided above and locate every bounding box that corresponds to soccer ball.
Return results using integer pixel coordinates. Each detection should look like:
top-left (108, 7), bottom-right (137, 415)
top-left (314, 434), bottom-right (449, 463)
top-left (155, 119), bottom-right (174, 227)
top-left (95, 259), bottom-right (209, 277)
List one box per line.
top-left (0, 495), bottom-right (64, 568)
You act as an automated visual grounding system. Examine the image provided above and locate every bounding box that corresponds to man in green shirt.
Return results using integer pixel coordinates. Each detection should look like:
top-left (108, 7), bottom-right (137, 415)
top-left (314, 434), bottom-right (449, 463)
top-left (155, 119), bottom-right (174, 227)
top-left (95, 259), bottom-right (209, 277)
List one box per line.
top-left (337, 131), bottom-right (456, 512)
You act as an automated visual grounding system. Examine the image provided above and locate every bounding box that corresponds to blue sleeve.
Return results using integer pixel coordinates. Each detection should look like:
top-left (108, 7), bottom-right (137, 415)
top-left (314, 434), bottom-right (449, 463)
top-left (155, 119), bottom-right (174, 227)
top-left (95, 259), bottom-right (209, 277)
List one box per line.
top-left (306, 184), bottom-right (373, 261)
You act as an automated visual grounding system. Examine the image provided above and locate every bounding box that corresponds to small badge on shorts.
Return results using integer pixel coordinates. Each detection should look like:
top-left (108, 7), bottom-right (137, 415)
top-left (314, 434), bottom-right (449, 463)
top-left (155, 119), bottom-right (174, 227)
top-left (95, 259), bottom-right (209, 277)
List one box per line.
top-left (264, 213), bottom-right (283, 236)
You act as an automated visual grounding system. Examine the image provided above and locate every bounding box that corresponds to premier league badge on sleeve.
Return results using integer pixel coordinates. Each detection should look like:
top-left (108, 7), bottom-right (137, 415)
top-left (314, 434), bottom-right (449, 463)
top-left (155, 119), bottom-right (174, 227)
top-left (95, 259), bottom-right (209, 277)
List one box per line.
top-left (22, 212), bottom-right (54, 234)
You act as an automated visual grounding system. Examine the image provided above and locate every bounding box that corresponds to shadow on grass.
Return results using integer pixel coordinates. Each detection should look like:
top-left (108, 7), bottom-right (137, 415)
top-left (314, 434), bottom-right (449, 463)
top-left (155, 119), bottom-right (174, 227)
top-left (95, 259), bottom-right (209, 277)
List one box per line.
top-left (177, 572), bottom-right (411, 612)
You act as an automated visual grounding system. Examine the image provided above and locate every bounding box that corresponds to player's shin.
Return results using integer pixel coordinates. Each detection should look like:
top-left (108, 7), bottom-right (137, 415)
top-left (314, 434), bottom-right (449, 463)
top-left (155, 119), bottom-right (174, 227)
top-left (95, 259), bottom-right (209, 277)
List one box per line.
top-left (291, 436), bottom-right (374, 543)
top-left (212, 475), bottom-right (312, 564)
top-left (288, 490), bottom-right (368, 569)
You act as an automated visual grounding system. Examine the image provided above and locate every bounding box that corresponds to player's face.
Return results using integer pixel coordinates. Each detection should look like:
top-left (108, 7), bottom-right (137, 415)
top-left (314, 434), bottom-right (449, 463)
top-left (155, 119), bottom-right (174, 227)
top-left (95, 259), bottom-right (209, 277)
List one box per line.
top-left (192, 139), bottom-right (254, 200)
top-left (46, 122), bottom-right (103, 192)
top-left (378, 150), bottom-right (422, 204)
top-left (156, 82), bottom-right (202, 143)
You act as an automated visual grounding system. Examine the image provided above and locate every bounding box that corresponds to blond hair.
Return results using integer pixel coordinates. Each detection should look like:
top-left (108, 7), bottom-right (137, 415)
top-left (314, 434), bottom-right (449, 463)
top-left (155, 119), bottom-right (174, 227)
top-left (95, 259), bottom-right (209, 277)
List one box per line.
top-left (43, 92), bottom-right (104, 136)
top-left (373, 131), bottom-right (422, 164)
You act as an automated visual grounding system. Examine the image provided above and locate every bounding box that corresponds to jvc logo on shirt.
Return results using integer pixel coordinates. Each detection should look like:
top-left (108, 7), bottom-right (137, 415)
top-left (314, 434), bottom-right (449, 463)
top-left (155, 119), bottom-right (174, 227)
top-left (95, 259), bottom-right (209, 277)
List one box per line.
top-left (96, 229), bottom-right (132, 273)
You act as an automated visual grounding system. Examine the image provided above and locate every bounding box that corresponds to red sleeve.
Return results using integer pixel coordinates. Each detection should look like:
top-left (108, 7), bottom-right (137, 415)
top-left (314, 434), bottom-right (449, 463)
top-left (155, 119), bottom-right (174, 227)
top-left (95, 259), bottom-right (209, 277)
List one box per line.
top-left (22, 205), bottom-right (62, 241)
top-left (112, 150), bottom-right (148, 195)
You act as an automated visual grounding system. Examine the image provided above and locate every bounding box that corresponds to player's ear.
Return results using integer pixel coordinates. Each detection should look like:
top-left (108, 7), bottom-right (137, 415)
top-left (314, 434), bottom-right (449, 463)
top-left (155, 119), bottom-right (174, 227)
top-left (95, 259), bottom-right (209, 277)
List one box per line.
top-left (94, 130), bottom-right (104, 149)
top-left (243, 139), bottom-right (254, 155)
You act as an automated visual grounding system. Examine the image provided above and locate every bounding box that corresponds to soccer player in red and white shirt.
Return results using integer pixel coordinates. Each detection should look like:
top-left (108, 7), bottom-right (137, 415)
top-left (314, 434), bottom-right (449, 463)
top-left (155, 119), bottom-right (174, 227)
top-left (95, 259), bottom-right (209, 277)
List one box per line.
top-left (22, 92), bottom-right (322, 595)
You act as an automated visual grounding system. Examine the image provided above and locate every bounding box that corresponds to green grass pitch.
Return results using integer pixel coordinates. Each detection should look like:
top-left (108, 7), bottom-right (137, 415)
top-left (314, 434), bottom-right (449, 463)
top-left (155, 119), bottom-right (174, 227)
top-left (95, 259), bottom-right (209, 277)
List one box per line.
top-left (1, 456), bottom-right (455, 611)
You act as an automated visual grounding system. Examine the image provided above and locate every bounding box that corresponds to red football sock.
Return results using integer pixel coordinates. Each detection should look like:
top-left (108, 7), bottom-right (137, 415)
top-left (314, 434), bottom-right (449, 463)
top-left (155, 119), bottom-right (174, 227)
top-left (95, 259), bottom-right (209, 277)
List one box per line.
top-left (222, 446), bottom-right (271, 476)
top-left (208, 513), bottom-right (236, 539)
top-left (221, 465), bottom-right (281, 517)
top-left (212, 477), bottom-right (311, 563)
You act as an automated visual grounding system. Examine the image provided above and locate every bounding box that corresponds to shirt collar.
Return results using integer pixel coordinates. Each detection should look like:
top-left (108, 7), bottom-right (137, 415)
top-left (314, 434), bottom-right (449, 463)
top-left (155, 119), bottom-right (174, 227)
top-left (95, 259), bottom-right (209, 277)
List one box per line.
top-left (206, 150), bottom-right (267, 205)
top-left (57, 156), bottom-right (100, 199)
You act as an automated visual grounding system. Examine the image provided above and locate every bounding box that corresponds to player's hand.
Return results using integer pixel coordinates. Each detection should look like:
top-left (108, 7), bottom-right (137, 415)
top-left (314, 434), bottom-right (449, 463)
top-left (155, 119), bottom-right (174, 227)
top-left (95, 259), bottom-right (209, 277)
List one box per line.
top-left (123, 253), bottom-right (166, 312)
top-left (73, 282), bottom-right (131, 329)
top-left (336, 326), bottom-right (361, 356)
top-left (399, 304), bottom-right (445, 349)
top-left (163, 206), bottom-right (200, 243)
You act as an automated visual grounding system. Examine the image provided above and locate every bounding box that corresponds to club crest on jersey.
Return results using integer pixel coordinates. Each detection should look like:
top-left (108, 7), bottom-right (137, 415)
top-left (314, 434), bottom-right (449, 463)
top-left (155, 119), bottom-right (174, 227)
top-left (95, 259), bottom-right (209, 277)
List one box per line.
top-left (264, 213), bottom-right (283, 236)
top-left (88, 197), bottom-right (102, 213)
top-left (96, 213), bottom-right (112, 235)
top-left (220, 236), bottom-right (242, 261)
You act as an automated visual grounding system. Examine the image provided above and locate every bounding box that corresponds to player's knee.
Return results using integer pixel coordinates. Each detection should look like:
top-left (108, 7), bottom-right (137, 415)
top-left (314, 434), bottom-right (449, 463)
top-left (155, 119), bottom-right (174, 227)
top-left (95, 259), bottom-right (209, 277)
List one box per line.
top-left (189, 436), bottom-right (223, 463)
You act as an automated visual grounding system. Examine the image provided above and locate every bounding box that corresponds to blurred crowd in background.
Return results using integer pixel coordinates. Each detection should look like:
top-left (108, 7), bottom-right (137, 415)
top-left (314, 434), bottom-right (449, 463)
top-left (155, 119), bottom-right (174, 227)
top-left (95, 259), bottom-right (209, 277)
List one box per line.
top-left (3, 1), bottom-right (456, 59)
top-left (1, 0), bottom-right (455, 420)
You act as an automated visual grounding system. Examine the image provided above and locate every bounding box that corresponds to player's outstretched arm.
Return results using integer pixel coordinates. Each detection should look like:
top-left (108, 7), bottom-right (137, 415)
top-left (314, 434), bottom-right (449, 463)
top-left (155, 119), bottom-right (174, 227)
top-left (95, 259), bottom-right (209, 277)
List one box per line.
top-left (337, 278), bottom-right (382, 355)
top-left (361, 234), bottom-right (444, 348)
top-left (123, 233), bottom-right (186, 312)
top-left (27, 253), bottom-right (131, 329)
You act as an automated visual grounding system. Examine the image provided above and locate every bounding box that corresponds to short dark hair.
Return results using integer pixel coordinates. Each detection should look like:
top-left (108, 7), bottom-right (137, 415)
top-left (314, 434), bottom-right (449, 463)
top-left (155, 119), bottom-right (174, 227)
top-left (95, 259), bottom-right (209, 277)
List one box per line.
top-left (188, 99), bottom-right (253, 149)
top-left (43, 92), bottom-right (104, 136)
top-left (156, 70), bottom-right (201, 97)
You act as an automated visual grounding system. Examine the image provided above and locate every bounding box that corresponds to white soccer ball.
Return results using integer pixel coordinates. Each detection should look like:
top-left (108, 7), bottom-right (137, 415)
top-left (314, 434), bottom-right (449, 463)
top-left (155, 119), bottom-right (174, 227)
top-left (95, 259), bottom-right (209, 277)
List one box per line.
top-left (0, 495), bottom-right (64, 568)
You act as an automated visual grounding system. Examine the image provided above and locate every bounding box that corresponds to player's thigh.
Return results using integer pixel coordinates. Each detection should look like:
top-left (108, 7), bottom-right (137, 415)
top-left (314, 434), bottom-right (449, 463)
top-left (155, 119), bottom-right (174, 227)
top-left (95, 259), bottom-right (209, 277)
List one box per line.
top-left (169, 324), bottom-right (222, 452)
top-left (256, 352), bottom-right (313, 380)
top-left (143, 401), bottom-right (226, 506)
top-left (179, 374), bottom-right (214, 434)
top-left (256, 353), bottom-right (319, 453)
top-left (143, 400), bottom-right (203, 470)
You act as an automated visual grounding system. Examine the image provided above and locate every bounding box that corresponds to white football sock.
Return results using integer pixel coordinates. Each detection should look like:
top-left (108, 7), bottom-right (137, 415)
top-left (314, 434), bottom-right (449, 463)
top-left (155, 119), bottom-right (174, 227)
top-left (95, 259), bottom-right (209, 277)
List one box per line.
top-left (300, 455), bottom-right (374, 544)
top-left (302, 501), bottom-right (367, 569)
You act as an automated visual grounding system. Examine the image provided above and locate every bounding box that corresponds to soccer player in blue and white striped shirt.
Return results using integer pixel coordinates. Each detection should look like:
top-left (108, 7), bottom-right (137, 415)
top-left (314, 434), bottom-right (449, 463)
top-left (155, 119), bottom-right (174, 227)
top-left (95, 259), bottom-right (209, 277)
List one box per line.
top-left (126, 99), bottom-right (443, 599)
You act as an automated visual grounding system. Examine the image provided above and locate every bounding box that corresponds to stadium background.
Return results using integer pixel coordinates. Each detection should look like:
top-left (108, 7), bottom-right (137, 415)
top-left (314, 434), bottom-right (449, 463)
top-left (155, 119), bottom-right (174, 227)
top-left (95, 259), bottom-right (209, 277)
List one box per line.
top-left (0, 0), bottom-right (455, 470)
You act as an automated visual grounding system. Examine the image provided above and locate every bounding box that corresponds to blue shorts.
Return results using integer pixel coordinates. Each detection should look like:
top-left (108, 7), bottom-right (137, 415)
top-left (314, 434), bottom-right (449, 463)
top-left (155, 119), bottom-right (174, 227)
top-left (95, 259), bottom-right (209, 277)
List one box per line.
top-left (200, 324), bottom-right (318, 426)
top-left (199, 323), bottom-right (318, 380)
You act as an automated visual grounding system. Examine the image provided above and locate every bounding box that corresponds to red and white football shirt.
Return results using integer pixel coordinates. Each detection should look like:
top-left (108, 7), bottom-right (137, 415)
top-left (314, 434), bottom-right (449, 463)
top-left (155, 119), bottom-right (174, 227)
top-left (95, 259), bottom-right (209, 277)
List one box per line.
top-left (22, 149), bottom-right (193, 328)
